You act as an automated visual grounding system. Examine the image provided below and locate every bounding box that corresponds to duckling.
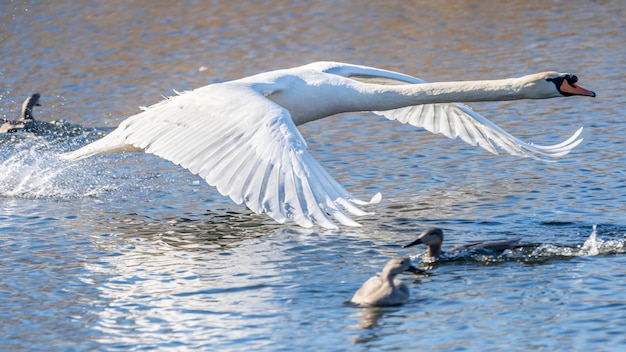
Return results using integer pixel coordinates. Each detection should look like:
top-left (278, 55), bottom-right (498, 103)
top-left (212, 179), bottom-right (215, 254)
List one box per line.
top-left (0, 93), bottom-right (41, 133)
top-left (403, 227), bottom-right (523, 260)
top-left (351, 257), bottom-right (419, 307)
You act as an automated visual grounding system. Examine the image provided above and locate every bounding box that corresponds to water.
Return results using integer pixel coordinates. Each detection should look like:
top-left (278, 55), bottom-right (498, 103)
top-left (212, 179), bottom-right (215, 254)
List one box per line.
top-left (1, 0), bottom-right (626, 350)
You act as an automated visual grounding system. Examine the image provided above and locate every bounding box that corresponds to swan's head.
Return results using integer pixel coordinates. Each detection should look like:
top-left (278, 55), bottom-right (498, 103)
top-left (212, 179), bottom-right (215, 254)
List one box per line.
top-left (382, 257), bottom-right (421, 275)
top-left (520, 72), bottom-right (596, 99)
top-left (403, 227), bottom-right (444, 248)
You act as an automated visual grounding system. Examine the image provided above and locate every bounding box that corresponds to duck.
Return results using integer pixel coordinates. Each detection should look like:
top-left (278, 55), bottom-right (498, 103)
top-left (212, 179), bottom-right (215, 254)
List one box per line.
top-left (1, 93), bottom-right (41, 133)
top-left (351, 257), bottom-right (420, 307)
top-left (59, 61), bottom-right (595, 228)
top-left (403, 227), bottom-right (525, 260)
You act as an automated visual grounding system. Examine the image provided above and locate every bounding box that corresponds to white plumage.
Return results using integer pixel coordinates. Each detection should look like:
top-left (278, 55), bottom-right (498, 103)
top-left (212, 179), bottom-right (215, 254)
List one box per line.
top-left (60, 61), bottom-right (595, 228)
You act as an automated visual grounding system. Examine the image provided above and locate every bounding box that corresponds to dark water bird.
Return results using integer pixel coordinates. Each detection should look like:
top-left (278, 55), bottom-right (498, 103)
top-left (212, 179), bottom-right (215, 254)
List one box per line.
top-left (351, 257), bottom-right (420, 306)
top-left (59, 62), bottom-right (595, 228)
top-left (403, 227), bottom-right (526, 260)
top-left (1, 93), bottom-right (41, 133)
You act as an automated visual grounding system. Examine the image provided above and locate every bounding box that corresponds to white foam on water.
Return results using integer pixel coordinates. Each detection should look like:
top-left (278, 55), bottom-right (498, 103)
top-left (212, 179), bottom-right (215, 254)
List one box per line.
top-left (0, 132), bottom-right (112, 199)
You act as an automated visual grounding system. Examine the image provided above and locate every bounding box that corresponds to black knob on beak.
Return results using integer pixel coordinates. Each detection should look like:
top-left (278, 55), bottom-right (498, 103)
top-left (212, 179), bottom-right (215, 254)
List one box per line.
top-left (566, 75), bottom-right (578, 84)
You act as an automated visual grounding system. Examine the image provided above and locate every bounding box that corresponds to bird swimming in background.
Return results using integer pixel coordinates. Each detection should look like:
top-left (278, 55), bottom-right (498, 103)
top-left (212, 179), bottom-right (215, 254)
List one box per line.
top-left (403, 227), bottom-right (526, 261)
top-left (351, 257), bottom-right (420, 307)
top-left (59, 61), bottom-right (595, 228)
top-left (1, 93), bottom-right (41, 133)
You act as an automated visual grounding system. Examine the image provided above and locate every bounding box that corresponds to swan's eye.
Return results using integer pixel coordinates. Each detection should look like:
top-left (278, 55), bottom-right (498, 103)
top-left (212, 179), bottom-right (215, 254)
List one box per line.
top-left (566, 75), bottom-right (578, 85)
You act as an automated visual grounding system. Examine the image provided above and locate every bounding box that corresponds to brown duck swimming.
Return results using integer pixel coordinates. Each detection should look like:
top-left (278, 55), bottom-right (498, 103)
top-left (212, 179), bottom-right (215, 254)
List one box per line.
top-left (1, 93), bottom-right (41, 133)
top-left (403, 227), bottom-right (524, 260)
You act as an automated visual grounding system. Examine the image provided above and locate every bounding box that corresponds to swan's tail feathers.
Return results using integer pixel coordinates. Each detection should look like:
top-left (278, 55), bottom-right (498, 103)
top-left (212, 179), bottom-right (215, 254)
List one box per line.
top-left (59, 129), bottom-right (142, 161)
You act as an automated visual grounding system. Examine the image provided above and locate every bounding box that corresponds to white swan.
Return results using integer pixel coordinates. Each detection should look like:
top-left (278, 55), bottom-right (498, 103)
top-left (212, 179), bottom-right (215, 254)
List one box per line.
top-left (351, 257), bottom-right (419, 307)
top-left (60, 61), bottom-right (595, 228)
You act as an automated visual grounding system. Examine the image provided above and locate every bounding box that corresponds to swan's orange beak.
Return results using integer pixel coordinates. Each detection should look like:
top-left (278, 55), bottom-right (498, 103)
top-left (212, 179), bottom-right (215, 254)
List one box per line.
top-left (559, 79), bottom-right (596, 97)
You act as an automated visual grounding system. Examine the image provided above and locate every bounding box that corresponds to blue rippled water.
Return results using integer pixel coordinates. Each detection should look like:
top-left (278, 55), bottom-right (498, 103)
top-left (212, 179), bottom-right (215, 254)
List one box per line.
top-left (1, 1), bottom-right (625, 351)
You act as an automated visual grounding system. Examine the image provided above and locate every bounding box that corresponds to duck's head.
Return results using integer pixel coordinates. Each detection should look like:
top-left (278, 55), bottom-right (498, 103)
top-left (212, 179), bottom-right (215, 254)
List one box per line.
top-left (403, 227), bottom-right (444, 249)
top-left (21, 93), bottom-right (41, 121)
top-left (518, 72), bottom-right (595, 99)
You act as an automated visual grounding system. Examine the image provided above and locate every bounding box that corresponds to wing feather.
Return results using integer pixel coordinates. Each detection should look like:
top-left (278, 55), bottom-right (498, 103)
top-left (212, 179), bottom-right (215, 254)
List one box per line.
top-left (104, 84), bottom-right (376, 228)
top-left (373, 97), bottom-right (583, 161)
top-left (316, 61), bottom-right (583, 161)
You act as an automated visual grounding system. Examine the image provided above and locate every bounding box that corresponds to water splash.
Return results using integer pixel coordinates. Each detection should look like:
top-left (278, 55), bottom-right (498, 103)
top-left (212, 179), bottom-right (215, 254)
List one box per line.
top-left (530, 225), bottom-right (625, 259)
top-left (578, 224), bottom-right (626, 256)
top-left (0, 121), bottom-right (111, 199)
top-left (412, 225), bottom-right (626, 268)
top-left (1, 145), bottom-right (68, 197)
top-left (581, 224), bottom-right (600, 256)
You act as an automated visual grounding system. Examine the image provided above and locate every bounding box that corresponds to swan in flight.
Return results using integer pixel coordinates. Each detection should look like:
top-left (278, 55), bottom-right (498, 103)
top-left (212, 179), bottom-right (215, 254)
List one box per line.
top-left (1, 93), bottom-right (41, 133)
top-left (351, 257), bottom-right (420, 307)
top-left (60, 62), bottom-right (595, 228)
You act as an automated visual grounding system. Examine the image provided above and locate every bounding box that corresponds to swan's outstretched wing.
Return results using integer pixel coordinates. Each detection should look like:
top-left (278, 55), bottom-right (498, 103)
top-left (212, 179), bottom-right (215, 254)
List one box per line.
top-left (317, 62), bottom-right (583, 160)
top-left (62, 84), bottom-right (379, 229)
top-left (374, 103), bottom-right (582, 161)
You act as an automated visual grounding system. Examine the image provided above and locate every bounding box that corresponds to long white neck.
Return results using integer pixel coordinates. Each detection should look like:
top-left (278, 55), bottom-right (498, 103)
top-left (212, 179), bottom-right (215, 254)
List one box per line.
top-left (277, 76), bottom-right (528, 125)
top-left (354, 78), bottom-right (524, 110)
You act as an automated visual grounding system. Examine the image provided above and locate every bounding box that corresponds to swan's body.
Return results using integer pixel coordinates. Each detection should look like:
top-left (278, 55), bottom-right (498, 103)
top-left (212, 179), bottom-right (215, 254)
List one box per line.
top-left (1, 93), bottom-right (40, 133)
top-left (351, 257), bottom-right (418, 307)
top-left (59, 62), bottom-right (595, 228)
top-left (404, 227), bottom-right (526, 260)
